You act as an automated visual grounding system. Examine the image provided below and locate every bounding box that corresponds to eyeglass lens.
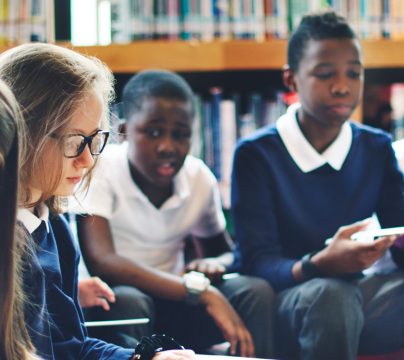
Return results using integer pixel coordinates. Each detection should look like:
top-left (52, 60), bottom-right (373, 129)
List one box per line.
top-left (64, 132), bottom-right (107, 157)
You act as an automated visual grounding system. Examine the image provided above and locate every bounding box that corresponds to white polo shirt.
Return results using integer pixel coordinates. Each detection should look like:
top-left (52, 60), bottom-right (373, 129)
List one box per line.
top-left (77, 142), bottom-right (226, 275)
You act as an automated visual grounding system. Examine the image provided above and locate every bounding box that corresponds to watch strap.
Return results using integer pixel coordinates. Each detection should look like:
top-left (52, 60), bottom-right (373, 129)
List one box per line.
top-left (301, 251), bottom-right (322, 280)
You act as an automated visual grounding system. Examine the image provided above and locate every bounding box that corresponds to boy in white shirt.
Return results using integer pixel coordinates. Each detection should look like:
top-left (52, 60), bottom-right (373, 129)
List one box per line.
top-left (76, 70), bottom-right (274, 358)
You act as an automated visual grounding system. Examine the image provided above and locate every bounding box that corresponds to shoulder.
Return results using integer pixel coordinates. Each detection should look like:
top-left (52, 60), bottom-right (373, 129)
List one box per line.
top-left (235, 125), bottom-right (281, 158)
top-left (349, 123), bottom-right (397, 168)
top-left (350, 122), bottom-right (392, 147)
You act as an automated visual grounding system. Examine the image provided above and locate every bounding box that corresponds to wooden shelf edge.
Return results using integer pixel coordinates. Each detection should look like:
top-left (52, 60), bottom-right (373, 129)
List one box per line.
top-left (69, 40), bottom-right (288, 73)
top-left (1, 39), bottom-right (404, 72)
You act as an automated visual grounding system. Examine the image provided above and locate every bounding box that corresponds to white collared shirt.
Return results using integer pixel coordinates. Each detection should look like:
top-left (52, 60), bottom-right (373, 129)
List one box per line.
top-left (276, 103), bottom-right (353, 173)
top-left (17, 203), bottom-right (49, 234)
top-left (75, 142), bottom-right (226, 275)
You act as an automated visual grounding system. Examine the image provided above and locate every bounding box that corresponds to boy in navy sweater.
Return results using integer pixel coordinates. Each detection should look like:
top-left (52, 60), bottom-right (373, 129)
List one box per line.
top-left (231, 11), bottom-right (404, 360)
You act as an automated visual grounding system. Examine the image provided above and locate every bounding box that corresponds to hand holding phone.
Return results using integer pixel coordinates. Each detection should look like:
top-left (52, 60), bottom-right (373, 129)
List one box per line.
top-left (325, 226), bottom-right (404, 245)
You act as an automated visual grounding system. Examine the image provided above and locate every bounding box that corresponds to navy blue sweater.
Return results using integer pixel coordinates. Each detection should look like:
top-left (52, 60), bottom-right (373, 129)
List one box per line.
top-left (23, 214), bottom-right (134, 359)
top-left (231, 123), bottom-right (404, 291)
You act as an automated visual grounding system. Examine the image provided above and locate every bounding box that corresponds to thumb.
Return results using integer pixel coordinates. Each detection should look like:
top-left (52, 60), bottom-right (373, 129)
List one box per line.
top-left (335, 218), bottom-right (373, 240)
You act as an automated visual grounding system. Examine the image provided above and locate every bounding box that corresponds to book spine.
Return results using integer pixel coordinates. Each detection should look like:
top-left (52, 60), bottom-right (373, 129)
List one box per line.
top-left (210, 87), bottom-right (223, 180)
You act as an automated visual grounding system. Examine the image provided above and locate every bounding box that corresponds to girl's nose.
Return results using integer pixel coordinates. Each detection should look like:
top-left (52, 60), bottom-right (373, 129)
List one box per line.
top-left (75, 144), bottom-right (95, 168)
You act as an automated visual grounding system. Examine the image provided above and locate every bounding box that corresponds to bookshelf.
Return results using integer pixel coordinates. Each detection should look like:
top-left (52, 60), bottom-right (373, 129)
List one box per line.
top-left (3, 38), bottom-right (404, 72)
top-left (40, 39), bottom-right (404, 73)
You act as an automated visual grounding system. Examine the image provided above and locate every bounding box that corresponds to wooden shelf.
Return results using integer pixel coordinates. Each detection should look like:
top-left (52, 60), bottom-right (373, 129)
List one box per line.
top-left (70, 39), bottom-right (286, 73)
top-left (2, 39), bottom-right (404, 73)
top-left (71, 39), bottom-right (404, 73)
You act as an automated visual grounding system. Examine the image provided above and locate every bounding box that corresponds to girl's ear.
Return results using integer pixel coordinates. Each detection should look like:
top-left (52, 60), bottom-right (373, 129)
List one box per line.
top-left (282, 65), bottom-right (297, 92)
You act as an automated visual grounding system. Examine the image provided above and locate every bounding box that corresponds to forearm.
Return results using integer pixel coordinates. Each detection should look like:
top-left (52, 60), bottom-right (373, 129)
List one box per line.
top-left (249, 255), bottom-right (297, 291)
top-left (89, 254), bottom-right (188, 300)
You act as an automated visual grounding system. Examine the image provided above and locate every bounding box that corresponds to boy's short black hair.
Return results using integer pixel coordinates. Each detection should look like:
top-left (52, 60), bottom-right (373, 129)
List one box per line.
top-left (122, 69), bottom-right (194, 121)
top-left (288, 11), bottom-right (357, 71)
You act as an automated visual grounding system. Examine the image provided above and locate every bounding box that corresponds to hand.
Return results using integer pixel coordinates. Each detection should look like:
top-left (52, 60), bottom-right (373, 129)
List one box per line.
top-left (200, 286), bottom-right (255, 357)
top-left (186, 258), bottom-right (226, 283)
top-left (152, 350), bottom-right (196, 360)
top-left (313, 220), bottom-right (397, 275)
top-left (78, 277), bottom-right (115, 311)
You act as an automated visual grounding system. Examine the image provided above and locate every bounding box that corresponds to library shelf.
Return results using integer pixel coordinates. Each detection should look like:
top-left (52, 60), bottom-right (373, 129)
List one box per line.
top-left (63, 39), bottom-right (404, 73)
top-left (1, 39), bottom-right (404, 73)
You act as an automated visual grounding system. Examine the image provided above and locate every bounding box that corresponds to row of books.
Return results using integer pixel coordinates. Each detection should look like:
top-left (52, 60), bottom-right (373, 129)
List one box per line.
top-left (0, 0), bottom-right (54, 45)
top-left (90, 0), bottom-right (402, 45)
top-left (189, 88), bottom-right (292, 208)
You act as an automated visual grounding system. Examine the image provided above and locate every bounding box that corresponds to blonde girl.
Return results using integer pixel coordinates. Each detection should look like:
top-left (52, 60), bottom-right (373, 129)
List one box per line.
top-left (0, 43), bottom-right (194, 360)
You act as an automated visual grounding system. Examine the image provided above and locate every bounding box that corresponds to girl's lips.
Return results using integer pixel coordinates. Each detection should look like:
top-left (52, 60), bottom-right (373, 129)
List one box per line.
top-left (67, 177), bottom-right (82, 184)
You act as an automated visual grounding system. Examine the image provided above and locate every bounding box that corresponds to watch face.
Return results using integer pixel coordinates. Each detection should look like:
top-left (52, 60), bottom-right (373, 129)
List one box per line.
top-left (184, 271), bottom-right (210, 291)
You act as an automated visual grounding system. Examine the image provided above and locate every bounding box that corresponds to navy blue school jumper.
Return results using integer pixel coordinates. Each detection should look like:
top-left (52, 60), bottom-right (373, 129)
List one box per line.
top-left (22, 214), bottom-right (134, 360)
top-left (231, 122), bottom-right (404, 291)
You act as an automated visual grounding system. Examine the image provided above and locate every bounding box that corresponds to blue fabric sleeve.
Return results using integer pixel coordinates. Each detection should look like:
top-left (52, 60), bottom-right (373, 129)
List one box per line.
top-left (43, 215), bottom-right (135, 359)
top-left (231, 141), bottom-right (297, 290)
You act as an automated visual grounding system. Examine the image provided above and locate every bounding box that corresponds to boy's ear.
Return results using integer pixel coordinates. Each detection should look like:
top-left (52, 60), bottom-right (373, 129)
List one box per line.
top-left (282, 65), bottom-right (297, 92)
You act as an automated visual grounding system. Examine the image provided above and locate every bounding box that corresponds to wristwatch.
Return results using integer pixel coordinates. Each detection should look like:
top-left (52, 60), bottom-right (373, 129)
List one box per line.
top-left (301, 252), bottom-right (322, 280)
top-left (182, 271), bottom-right (211, 305)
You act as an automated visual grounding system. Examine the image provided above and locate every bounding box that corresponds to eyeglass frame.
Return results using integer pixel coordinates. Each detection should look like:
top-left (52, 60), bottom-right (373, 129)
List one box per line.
top-left (50, 130), bottom-right (110, 158)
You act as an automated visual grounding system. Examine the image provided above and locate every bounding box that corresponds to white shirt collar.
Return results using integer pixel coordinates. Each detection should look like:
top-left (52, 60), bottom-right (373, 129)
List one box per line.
top-left (17, 203), bottom-right (49, 234)
top-left (276, 103), bottom-right (352, 173)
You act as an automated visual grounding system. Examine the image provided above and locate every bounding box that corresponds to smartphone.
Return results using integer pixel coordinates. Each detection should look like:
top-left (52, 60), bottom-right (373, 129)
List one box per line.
top-left (351, 226), bottom-right (404, 242)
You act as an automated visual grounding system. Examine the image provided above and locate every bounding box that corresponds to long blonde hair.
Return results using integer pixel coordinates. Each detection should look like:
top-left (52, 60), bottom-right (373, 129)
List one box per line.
top-left (0, 80), bottom-right (37, 359)
top-left (0, 43), bottom-right (114, 212)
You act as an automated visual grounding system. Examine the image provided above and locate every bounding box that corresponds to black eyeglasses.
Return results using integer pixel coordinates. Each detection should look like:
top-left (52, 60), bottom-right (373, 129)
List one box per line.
top-left (51, 130), bottom-right (109, 158)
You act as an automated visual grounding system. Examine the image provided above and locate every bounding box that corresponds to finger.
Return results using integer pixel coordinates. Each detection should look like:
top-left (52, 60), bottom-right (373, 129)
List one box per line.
top-left (237, 329), bottom-right (255, 357)
top-left (337, 219), bottom-right (373, 238)
top-left (185, 263), bottom-right (196, 271)
top-left (94, 297), bottom-right (111, 311)
top-left (246, 331), bottom-right (255, 357)
top-left (154, 350), bottom-right (195, 360)
top-left (196, 262), bottom-right (208, 274)
top-left (93, 279), bottom-right (116, 302)
top-left (162, 350), bottom-right (195, 356)
top-left (185, 260), bottom-right (199, 271)
top-left (371, 236), bottom-right (396, 251)
top-left (228, 337), bottom-right (238, 356)
top-left (208, 263), bottom-right (225, 275)
top-left (219, 326), bottom-right (238, 355)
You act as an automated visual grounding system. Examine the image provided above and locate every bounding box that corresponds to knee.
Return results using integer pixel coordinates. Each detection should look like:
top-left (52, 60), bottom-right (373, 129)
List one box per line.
top-left (113, 285), bottom-right (155, 316)
top-left (245, 277), bottom-right (276, 302)
top-left (225, 275), bottom-right (276, 309)
top-left (298, 278), bottom-right (363, 323)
